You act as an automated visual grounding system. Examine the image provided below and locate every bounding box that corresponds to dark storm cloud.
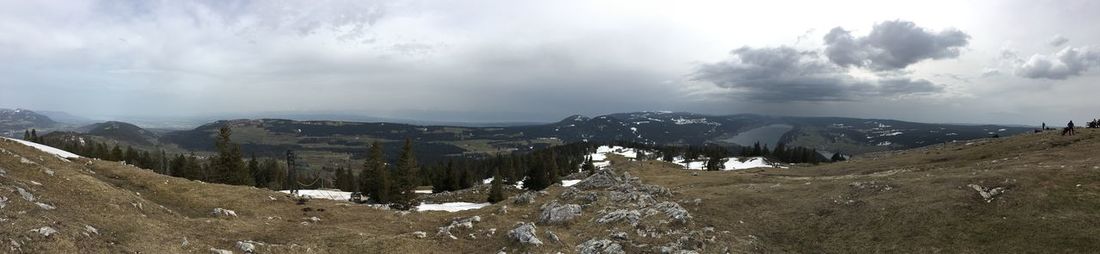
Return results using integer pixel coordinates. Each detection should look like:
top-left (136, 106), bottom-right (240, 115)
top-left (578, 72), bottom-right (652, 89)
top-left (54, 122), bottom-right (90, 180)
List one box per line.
top-left (1014, 46), bottom-right (1100, 80)
top-left (824, 20), bottom-right (970, 70)
top-left (691, 46), bottom-right (943, 102)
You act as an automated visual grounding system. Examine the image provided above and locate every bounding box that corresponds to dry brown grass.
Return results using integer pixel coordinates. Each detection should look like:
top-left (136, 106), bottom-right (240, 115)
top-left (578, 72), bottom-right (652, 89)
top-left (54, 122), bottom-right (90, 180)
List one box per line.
top-left (4, 129), bottom-right (1100, 253)
top-left (627, 129), bottom-right (1100, 253)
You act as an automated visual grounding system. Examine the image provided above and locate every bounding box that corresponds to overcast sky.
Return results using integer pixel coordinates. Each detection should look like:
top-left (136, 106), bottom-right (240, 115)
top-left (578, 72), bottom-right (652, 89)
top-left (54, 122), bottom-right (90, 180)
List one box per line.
top-left (2, 0), bottom-right (1099, 124)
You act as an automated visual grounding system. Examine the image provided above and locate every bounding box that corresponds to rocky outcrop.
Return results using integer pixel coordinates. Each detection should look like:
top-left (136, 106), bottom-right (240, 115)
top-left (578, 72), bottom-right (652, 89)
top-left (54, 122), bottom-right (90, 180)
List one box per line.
top-left (538, 201), bottom-right (582, 225)
top-left (968, 184), bottom-right (1007, 203)
top-left (507, 222), bottom-right (542, 245)
top-left (576, 239), bottom-right (625, 254)
top-left (437, 216), bottom-right (481, 240)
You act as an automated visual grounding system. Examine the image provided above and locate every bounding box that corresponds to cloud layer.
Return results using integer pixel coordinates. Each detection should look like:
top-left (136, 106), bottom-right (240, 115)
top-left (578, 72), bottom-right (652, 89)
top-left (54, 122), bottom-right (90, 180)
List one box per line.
top-left (824, 20), bottom-right (970, 70)
top-left (691, 46), bottom-right (942, 102)
top-left (692, 21), bottom-right (958, 102)
top-left (1014, 46), bottom-right (1100, 80)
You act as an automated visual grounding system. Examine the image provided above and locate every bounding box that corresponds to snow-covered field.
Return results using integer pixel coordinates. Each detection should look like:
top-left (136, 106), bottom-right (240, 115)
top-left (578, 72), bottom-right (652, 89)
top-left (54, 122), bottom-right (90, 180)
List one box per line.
top-left (281, 189), bottom-right (489, 212)
top-left (675, 157), bottom-right (778, 170)
top-left (281, 189), bottom-right (351, 201)
top-left (1, 137), bottom-right (80, 159)
top-left (417, 202), bottom-right (489, 212)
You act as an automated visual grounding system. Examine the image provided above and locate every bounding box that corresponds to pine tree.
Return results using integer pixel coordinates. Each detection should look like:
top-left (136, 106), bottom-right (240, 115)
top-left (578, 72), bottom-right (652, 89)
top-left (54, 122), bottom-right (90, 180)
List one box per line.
top-left (212, 125), bottom-right (252, 185)
top-left (264, 159), bottom-right (286, 190)
top-left (706, 156), bottom-right (725, 171)
top-left (581, 156), bottom-right (596, 175)
top-left (362, 141), bottom-right (389, 204)
top-left (30, 129), bottom-right (38, 142)
top-left (523, 154), bottom-right (549, 191)
top-left (110, 145), bottom-right (123, 162)
top-left (547, 152), bottom-right (561, 185)
top-left (500, 156), bottom-right (516, 184)
top-left (124, 146), bottom-right (138, 165)
top-left (248, 154), bottom-right (262, 187)
top-left (487, 166), bottom-right (505, 203)
top-left (23, 130), bottom-right (30, 141)
top-left (390, 139), bottom-right (419, 210)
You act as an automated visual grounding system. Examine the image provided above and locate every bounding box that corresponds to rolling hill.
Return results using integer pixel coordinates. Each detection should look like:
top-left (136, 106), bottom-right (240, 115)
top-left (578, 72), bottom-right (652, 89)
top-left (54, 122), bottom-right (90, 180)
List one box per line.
top-left (2, 123), bottom-right (1097, 252)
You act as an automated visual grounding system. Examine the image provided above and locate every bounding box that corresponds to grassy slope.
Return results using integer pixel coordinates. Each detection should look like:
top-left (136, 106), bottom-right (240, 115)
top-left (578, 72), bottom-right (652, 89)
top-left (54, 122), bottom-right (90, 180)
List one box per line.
top-left (4, 129), bottom-right (1100, 253)
top-left (628, 129), bottom-right (1100, 253)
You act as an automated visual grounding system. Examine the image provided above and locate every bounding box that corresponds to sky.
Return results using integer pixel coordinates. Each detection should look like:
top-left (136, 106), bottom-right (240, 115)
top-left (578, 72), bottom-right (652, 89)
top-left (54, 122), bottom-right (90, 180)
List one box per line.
top-left (1, 0), bottom-right (1099, 125)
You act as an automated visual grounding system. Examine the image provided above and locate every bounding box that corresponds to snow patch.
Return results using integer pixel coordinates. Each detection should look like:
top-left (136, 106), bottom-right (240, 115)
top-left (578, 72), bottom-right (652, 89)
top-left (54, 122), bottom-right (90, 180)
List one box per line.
top-left (675, 157), bottom-right (778, 170)
top-left (417, 202), bottom-right (490, 212)
top-left (282, 189), bottom-right (351, 201)
top-left (1, 137), bottom-right (80, 159)
top-left (561, 180), bottom-right (581, 187)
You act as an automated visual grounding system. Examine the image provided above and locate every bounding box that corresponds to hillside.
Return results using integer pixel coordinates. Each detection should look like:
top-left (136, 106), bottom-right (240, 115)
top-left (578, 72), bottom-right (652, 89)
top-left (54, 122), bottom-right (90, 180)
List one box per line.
top-left (0, 109), bottom-right (57, 137)
top-left (77, 121), bottom-right (161, 146)
top-left (151, 113), bottom-right (1031, 167)
top-left (2, 127), bottom-right (1099, 252)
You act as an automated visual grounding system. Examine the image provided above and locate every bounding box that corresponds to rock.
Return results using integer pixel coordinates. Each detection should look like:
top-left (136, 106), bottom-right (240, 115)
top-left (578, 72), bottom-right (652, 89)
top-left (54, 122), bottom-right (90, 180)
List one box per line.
top-left (16, 187), bottom-right (34, 202)
top-left (236, 241), bottom-right (255, 253)
top-left (576, 239), bottom-right (625, 254)
top-left (968, 184), bottom-right (1007, 202)
top-left (507, 222), bottom-right (542, 245)
top-left (498, 205), bottom-right (508, 214)
top-left (513, 191), bottom-right (539, 205)
top-left (437, 216), bottom-right (481, 239)
top-left (209, 248), bottom-right (233, 254)
top-left (574, 170), bottom-right (621, 190)
top-left (610, 191), bottom-right (657, 207)
top-left (596, 209), bottom-right (642, 226)
top-left (412, 231), bottom-right (427, 238)
top-left (35, 202), bottom-right (55, 210)
top-left (538, 201), bottom-right (582, 224)
top-left (30, 226), bottom-right (58, 237)
top-left (546, 229), bottom-right (561, 244)
top-left (652, 202), bottom-right (692, 223)
top-left (307, 217), bottom-right (321, 223)
top-left (0, 196), bottom-right (8, 209)
top-left (84, 225), bottom-right (99, 235)
top-left (610, 232), bottom-right (629, 240)
top-left (561, 187), bottom-right (601, 205)
top-left (211, 208), bottom-right (238, 217)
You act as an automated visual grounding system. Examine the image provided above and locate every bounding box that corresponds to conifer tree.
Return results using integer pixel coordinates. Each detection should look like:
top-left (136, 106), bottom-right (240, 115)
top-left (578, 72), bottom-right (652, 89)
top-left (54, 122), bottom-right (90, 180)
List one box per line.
top-left (264, 158), bottom-right (286, 190)
top-left (487, 166), bottom-right (505, 203)
top-left (30, 129), bottom-right (38, 142)
top-left (23, 130), bottom-right (30, 141)
top-left (547, 152), bottom-right (561, 185)
top-left (523, 154), bottom-right (549, 191)
top-left (248, 154), bottom-right (262, 187)
top-left (110, 145), bottom-right (123, 161)
top-left (212, 125), bottom-right (252, 185)
top-left (361, 141), bottom-right (389, 204)
top-left (390, 139), bottom-right (419, 210)
top-left (500, 156), bottom-right (516, 184)
top-left (581, 156), bottom-right (596, 175)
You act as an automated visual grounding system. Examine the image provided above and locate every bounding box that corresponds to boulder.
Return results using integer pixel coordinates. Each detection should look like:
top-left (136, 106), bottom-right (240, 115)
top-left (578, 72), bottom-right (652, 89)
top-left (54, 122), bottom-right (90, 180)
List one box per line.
top-left (596, 210), bottom-right (641, 226)
top-left (968, 184), bottom-right (1006, 203)
top-left (507, 222), bottom-right (542, 245)
top-left (211, 208), bottom-right (238, 217)
top-left (574, 170), bottom-right (621, 190)
top-left (576, 239), bottom-right (625, 254)
top-left (513, 191), bottom-right (539, 205)
top-left (538, 202), bottom-right (582, 224)
top-left (652, 202), bottom-right (691, 223)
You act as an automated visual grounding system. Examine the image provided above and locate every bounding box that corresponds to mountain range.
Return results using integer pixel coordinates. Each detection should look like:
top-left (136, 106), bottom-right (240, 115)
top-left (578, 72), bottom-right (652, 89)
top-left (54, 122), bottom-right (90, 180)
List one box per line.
top-left (2, 109), bottom-right (1033, 168)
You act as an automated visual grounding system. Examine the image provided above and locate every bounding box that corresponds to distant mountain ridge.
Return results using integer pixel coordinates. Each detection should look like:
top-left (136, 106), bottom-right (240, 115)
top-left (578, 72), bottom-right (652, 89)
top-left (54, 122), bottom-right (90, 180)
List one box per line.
top-left (0, 108), bottom-right (57, 136)
top-left (148, 112), bottom-right (1031, 162)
